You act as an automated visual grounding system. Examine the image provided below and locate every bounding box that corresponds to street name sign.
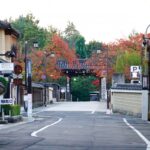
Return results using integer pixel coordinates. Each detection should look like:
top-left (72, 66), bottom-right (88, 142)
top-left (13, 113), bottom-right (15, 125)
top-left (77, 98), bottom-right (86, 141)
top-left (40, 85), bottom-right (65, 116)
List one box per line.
top-left (0, 63), bottom-right (14, 71)
top-left (0, 98), bottom-right (14, 105)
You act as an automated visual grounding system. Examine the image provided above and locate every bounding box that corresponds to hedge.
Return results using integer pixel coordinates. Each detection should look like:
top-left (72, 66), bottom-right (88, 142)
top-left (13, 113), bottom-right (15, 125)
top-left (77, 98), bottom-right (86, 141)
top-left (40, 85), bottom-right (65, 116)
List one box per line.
top-left (0, 104), bottom-right (20, 116)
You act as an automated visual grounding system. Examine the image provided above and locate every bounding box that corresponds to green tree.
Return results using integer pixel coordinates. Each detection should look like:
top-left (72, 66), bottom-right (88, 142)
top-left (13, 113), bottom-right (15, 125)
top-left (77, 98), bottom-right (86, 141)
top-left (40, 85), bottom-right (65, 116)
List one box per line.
top-left (64, 22), bottom-right (87, 58)
top-left (115, 51), bottom-right (141, 73)
top-left (86, 41), bottom-right (103, 57)
top-left (11, 13), bottom-right (47, 49)
top-left (115, 53), bottom-right (126, 73)
top-left (75, 35), bottom-right (87, 58)
top-left (114, 50), bottom-right (141, 81)
top-left (64, 21), bottom-right (80, 49)
top-left (71, 76), bottom-right (97, 101)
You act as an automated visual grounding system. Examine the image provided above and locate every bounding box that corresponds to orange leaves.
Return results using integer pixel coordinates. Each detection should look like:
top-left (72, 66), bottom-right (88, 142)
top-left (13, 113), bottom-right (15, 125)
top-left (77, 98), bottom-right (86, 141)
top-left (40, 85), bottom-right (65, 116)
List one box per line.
top-left (35, 51), bottom-right (43, 57)
top-left (87, 33), bottom-right (144, 82)
top-left (46, 34), bottom-right (77, 62)
top-left (30, 34), bottom-right (78, 81)
top-left (87, 49), bottom-right (108, 78)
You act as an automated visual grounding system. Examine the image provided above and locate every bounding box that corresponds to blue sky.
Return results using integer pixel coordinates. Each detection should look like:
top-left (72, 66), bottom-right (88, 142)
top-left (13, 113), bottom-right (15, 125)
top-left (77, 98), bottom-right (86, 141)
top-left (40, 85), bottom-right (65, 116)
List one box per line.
top-left (0, 0), bottom-right (150, 43)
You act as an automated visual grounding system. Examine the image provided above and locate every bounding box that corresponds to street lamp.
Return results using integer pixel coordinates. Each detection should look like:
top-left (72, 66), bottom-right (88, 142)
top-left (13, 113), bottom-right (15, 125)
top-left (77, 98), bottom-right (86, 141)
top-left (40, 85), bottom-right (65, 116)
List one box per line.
top-left (142, 25), bottom-right (150, 89)
top-left (24, 41), bottom-right (38, 118)
top-left (142, 25), bottom-right (150, 120)
top-left (42, 51), bottom-right (55, 106)
top-left (43, 51), bottom-right (55, 82)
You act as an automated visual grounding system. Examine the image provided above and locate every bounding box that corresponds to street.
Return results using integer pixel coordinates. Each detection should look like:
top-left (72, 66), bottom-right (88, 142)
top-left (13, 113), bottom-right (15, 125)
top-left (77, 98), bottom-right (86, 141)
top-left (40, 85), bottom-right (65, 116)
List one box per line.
top-left (0, 101), bottom-right (150, 150)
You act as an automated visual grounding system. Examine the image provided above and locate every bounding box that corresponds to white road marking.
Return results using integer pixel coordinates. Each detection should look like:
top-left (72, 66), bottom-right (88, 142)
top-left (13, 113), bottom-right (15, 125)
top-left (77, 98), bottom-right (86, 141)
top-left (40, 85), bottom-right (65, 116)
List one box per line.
top-left (91, 110), bottom-right (95, 114)
top-left (31, 118), bottom-right (62, 137)
top-left (32, 110), bottom-right (45, 115)
top-left (123, 118), bottom-right (150, 150)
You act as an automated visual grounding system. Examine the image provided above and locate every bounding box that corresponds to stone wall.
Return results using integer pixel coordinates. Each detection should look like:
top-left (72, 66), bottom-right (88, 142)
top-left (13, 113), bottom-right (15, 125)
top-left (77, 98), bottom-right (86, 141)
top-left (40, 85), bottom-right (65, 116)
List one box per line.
top-left (111, 89), bottom-right (142, 117)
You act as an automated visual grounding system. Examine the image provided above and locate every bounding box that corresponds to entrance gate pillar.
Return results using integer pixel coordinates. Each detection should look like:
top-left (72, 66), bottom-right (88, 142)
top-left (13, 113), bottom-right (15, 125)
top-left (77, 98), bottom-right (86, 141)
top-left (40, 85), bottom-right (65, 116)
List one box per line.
top-left (66, 76), bottom-right (71, 101)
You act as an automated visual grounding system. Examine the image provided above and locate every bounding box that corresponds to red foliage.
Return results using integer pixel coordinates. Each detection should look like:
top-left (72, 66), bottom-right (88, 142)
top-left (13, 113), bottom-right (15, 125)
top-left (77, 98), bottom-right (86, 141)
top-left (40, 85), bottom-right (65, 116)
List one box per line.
top-left (13, 33), bottom-right (145, 83)
top-left (87, 33), bottom-right (144, 83)
top-left (92, 79), bottom-right (100, 87)
top-left (30, 34), bottom-right (78, 81)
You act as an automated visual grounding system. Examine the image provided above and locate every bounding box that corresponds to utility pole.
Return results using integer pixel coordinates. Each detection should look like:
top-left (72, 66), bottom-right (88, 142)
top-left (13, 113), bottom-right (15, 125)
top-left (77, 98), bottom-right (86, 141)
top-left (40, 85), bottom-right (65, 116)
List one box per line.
top-left (142, 25), bottom-right (150, 120)
top-left (24, 41), bottom-right (32, 119)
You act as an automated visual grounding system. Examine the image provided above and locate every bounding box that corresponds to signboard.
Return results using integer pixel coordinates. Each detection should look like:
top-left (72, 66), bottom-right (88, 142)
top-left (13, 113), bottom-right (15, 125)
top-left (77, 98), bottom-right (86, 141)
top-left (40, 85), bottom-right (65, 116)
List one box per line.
top-left (130, 66), bottom-right (141, 79)
top-left (0, 63), bottom-right (14, 71)
top-left (0, 99), bottom-right (14, 105)
top-left (130, 66), bottom-right (141, 72)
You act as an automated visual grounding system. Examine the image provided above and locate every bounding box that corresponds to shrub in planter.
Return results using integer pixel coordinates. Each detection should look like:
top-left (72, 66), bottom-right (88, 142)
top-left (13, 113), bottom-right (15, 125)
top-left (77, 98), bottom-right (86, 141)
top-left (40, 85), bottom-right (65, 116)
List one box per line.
top-left (0, 104), bottom-right (11, 116)
top-left (11, 105), bottom-right (20, 116)
top-left (0, 104), bottom-right (20, 116)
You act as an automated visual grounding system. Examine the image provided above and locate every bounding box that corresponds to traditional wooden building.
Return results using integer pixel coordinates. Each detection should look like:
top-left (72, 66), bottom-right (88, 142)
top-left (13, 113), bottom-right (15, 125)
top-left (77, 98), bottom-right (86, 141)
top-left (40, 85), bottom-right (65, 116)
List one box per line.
top-left (0, 20), bottom-right (19, 62)
top-left (0, 20), bottom-right (19, 102)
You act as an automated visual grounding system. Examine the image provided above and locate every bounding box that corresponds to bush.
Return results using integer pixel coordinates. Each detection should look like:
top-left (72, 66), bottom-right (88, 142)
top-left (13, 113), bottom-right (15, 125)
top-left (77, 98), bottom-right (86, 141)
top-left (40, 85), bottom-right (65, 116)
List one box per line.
top-left (0, 77), bottom-right (8, 93)
top-left (0, 104), bottom-right (20, 116)
top-left (11, 105), bottom-right (20, 116)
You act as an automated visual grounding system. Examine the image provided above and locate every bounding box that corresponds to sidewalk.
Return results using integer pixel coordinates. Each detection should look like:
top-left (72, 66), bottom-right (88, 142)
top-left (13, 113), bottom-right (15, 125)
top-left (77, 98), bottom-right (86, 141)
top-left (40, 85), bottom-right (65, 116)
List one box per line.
top-left (0, 102), bottom-right (58, 129)
top-left (0, 101), bottom-right (106, 129)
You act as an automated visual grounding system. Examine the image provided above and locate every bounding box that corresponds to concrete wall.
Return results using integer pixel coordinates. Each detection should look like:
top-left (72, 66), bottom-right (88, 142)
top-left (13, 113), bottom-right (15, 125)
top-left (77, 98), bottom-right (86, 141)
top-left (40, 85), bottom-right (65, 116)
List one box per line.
top-left (111, 89), bottom-right (142, 117)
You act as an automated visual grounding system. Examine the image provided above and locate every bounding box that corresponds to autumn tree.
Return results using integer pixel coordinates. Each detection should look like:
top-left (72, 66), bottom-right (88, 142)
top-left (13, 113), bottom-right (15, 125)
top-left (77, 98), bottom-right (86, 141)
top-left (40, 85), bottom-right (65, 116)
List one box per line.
top-left (113, 33), bottom-right (143, 81)
top-left (45, 25), bottom-right (63, 45)
top-left (87, 33), bottom-right (143, 86)
top-left (30, 34), bottom-right (77, 81)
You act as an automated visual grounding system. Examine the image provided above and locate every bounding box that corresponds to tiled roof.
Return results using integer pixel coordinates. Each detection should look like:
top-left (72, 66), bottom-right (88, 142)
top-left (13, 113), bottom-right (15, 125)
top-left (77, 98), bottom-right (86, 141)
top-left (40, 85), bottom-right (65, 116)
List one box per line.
top-left (111, 83), bottom-right (142, 90)
top-left (0, 20), bottom-right (19, 38)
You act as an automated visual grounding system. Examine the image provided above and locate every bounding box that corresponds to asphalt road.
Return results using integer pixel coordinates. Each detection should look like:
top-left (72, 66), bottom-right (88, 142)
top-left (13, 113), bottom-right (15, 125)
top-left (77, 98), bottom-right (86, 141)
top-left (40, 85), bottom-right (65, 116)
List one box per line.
top-left (0, 101), bottom-right (150, 150)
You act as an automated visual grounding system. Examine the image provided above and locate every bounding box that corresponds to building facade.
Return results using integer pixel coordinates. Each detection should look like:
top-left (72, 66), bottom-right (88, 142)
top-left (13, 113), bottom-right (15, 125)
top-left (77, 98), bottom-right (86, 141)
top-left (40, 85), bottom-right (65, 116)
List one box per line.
top-left (0, 20), bottom-right (19, 103)
top-left (0, 20), bottom-right (19, 62)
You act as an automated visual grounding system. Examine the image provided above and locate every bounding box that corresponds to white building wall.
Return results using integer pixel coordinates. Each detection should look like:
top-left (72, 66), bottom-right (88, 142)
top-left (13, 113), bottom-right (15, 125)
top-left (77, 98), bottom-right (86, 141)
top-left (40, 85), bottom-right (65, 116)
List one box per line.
top-left (111, 89), bottom-right (142, 116)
